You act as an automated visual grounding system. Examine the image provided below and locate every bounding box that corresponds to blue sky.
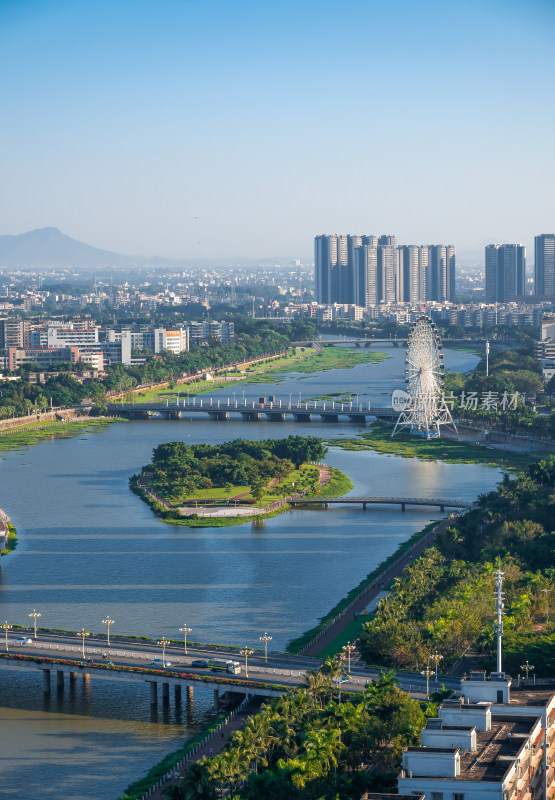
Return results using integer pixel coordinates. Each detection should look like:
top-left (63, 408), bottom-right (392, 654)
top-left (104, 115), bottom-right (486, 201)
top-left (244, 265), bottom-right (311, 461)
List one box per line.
top-left (1, 0), bottom-right (554, 261)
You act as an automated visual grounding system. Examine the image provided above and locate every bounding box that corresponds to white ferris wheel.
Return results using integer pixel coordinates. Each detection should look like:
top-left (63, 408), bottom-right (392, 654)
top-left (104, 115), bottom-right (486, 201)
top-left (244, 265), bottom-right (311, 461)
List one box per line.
top-left (392, 316), bottom-right (457, 439)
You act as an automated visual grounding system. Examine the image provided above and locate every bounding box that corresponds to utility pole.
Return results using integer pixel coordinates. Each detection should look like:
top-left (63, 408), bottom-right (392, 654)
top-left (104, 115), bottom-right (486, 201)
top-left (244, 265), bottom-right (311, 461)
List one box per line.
top-left (486, 340), bottom-right (490, 377)
top-left (494, 562), bottom-right (505, 673)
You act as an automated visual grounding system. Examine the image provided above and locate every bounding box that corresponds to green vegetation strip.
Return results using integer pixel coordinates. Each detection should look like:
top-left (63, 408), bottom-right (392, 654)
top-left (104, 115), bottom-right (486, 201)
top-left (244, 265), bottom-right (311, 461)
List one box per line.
top-left (357, 456), bottom-right (555, 676)
top-left (119, 712), bottom-right (229, 800)
top-left (0, 418), bottom-right (126, 453)
top-left (286, 520), bottom-right (438, 653)
top-left (327, 420), bottom-right (541, 469)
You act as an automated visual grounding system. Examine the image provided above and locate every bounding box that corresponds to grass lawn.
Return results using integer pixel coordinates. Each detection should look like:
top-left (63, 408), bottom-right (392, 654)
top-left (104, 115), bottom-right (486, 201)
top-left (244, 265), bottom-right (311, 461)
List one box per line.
top-left (180, 485), bottom-right (247, 501)
top-left (326, 421), bottom-right (542, 470)
top-left (316, 616), bottom-right (369, 660)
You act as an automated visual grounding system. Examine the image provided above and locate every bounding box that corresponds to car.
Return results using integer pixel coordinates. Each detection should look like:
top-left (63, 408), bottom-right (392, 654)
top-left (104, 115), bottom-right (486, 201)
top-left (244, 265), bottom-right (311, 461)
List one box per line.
top-left (191, 659), bottom-right (208, 668)
top-left (150, 658), bottom-right (172, 667)
top-left (12, 636), bottom-right (33, 646)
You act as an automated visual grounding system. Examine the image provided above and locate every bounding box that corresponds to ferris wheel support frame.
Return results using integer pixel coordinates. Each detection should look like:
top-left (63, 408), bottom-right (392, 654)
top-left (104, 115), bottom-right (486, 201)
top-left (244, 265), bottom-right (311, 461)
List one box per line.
top-left (392, 317), bottom-right (457, 440)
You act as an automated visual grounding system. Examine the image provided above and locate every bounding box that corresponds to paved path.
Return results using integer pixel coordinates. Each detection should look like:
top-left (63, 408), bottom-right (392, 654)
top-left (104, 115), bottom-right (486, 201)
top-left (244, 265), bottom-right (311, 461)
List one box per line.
top-left (303, 515), bottom-right (454, 657)
top-left (146, 700), bottom-right (261, 800)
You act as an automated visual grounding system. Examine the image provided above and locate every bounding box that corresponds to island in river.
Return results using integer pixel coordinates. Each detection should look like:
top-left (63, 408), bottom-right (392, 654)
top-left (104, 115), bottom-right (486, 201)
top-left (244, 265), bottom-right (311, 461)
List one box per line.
top-left (131, 434), bottom-right (353, 526)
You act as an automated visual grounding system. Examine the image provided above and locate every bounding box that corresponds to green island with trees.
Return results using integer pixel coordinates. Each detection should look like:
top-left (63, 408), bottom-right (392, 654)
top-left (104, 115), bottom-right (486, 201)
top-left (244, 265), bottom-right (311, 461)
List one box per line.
top-left (131, 435), bottom-right (353, 527)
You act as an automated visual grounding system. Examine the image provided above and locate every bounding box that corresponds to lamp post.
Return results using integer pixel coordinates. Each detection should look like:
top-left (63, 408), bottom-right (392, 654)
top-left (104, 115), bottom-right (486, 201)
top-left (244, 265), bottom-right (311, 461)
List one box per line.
top-left (78, 628), bottom-right (90, 658)
top-left (542, 588), bottom-right (553, 624)
top-left (158, 636), bottom-right (170, 667)
top-left (3, 621), bottom-right (11, 651)
top-left (240, 647), bottom-right (253, 677)
top-left (421, 664), bottom-right (433, 697)
top-left (102, 616), bottom-right (115, 647)
top-left (521, 660), bottom-right (535, 683)
top-left (29, 609), bottom-right (41, 639)
top-left (342, 641), bottom-right (355, 675)
top-left (179, 624), bottom-right (192, 655)
top-left (430, 650), bottom-right (443, 682)
top-left (259, 632), bottom-right (272, 663)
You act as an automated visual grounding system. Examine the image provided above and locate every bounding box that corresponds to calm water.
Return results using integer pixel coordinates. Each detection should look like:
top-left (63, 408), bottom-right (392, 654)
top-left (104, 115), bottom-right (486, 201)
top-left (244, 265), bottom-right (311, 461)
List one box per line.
top-left (0, 346), bottom-right (499, 799)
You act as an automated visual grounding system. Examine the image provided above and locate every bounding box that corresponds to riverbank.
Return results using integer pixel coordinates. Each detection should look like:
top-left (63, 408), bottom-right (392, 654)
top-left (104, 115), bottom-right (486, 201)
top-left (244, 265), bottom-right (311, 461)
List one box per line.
top-left (286, 519), bottom-right (439, 654)
top-left (0, 416), bottom-right (127, 454)
top-left (118, 345), bottom-right (389, 405)
top-left (327, 420), bottom-right (541, 469)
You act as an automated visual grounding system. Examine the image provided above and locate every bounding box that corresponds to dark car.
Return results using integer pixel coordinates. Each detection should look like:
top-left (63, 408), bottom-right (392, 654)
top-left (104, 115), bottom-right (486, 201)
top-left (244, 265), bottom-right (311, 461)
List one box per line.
top-left (191, 659), bottom-right (208, 668)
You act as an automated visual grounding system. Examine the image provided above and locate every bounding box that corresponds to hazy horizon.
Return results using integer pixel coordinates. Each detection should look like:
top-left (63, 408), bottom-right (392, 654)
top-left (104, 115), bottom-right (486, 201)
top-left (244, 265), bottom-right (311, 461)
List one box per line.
top-left (1, 0), bottom-right (553, 261)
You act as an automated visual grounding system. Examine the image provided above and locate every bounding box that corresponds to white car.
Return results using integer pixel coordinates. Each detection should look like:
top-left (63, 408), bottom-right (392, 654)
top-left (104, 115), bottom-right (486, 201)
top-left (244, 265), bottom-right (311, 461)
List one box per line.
top-left (150, 658), bottom-right (172, 667)
top-left (12, 636), bottom-right (33, 646)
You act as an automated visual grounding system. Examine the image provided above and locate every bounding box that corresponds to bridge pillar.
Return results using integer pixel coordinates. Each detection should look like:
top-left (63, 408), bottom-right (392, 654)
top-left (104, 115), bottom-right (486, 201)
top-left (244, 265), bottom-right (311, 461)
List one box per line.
top-left (70, 671), bottom-right (78, 684)
top-left (324, 502), bottom-right (329, 509)
top-left (320, 413), bottom-right (339, 423)
top-left (82, 673), bottom-right (90, 688)
top-left (162, 683), bottom-right (170, 702)
top-left (208, 411), bottom-right (229, 421)
top-left (266, 412), bottom-right (285, 421)
top-left (174, 685), bottom-right (182, 704)
top-left (347, 414), bottom-right (366, 424)
top-left (292, 413), bottom-right (311, 422)
top-left (401, 503), bottom-right (406, 512)
top-left (213, 689), bottom-right (220, 709)
top-left (57, 671), bottom-right (64, 690)
top-left (149, 681), bottom-right (157, 705)
top-left (363, 502), bottom-right (367, 510)
top-left (43, 669), bottom-right (51, 693)
top-left (187, 685), bottom-right (194, 702)
top-left (240, 412), bottom-right (260, 421)
top-left (440, 505), bottom-right (445, 512)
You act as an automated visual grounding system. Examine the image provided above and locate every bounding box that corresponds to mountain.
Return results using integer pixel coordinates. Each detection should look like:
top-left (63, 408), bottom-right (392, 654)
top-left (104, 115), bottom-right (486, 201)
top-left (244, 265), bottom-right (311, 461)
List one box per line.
top-left (0, 227), bottom-right (178, 269)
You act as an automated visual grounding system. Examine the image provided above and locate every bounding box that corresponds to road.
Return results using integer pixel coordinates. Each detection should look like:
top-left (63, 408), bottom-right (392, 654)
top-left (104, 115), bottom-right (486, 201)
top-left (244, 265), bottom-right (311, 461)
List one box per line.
top-left (4, 627), bottom-right (459, 696)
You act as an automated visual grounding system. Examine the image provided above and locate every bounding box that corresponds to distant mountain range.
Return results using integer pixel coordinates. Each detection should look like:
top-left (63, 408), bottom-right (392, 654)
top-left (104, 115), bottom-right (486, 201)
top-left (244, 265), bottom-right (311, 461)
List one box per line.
top-left (0, 227), bottom-right (185, 269)
top-left (0, 228), bottom-right (303, 270)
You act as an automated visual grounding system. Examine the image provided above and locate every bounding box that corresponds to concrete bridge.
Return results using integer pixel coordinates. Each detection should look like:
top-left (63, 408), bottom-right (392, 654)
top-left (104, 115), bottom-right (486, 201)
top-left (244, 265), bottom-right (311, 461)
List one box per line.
top-left (107, 398), bottom-right (397, 422)
top-left (289, 496), bottom-right (473, 512)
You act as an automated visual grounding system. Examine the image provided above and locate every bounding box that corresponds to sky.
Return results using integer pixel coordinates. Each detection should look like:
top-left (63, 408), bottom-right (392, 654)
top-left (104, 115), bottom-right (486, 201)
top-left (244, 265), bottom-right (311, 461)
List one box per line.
top-left (0, 0), bottom-right (554, 262)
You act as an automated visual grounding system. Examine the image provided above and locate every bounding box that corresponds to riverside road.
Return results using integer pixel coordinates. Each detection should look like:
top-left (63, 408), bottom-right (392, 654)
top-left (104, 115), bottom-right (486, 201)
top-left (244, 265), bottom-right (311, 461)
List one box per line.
top-left (1, 628), bottom-right (459, 699)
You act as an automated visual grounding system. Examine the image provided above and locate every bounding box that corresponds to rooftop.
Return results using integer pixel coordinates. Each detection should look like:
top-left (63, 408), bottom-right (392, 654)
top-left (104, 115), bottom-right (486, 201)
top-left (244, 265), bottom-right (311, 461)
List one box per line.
top-left (405, 717), bottom-right (537, 782)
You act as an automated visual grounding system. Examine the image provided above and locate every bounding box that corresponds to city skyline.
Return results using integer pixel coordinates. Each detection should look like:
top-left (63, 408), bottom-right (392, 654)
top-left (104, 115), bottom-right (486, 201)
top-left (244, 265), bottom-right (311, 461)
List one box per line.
top-left (1, 0), bottom-right (554, 261)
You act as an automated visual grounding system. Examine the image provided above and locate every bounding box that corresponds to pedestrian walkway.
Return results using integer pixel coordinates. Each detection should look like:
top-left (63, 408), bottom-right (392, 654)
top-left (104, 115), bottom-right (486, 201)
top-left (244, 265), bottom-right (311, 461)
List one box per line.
top-left (302, 515), bottom-right (453, 657)
top-left (144, 699), bottom-right (261, 800)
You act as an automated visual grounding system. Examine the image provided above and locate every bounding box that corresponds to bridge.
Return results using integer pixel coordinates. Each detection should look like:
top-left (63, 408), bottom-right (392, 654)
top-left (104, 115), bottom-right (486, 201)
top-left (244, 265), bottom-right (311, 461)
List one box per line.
top-left (0, 629), bottom-right (459, 709)
top-left (107, 398), bottom-right (397, 422)
top-left (289, 495), bottom-right (473, 511)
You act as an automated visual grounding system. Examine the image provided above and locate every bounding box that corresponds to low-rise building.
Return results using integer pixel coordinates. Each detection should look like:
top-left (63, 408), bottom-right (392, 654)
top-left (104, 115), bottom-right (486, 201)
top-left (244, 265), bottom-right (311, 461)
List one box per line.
top-left (398, 672), bottom-right (555, 800)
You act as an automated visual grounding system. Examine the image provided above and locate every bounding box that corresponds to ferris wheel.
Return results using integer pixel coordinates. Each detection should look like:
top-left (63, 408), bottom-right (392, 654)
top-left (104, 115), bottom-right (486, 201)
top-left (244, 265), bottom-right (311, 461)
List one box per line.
top-left (392, 316), bottom-right (457, 439)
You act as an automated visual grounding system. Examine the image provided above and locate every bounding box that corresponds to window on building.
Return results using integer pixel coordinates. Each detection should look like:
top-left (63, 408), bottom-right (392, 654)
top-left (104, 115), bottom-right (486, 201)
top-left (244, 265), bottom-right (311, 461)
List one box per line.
top-left (431, 793), bottom-right (444, 800)
top-left (453, 794), bottom-right (465, 800)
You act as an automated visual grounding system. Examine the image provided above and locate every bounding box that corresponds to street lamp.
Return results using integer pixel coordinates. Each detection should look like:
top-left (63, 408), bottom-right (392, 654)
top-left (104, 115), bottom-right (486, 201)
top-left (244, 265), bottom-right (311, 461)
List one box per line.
top-left (430, 650), bottom-right (443, 682)
top-left (78, 628), bottom-right (90, 658)
top-left (421, 664), bottom-right (433, 697)
top-left (240, 647), bottom-right (254, 677)
top-left (3, 621), bottom-right (11, 651)
top-left (29, 609), bottom-right (41, 639)
top-left (158, 636), bottom-right (170, 667)
top-left (342, 641), bottom-right (355, 674)
top-left (521, 660), bottom-right (535, 683)
top-left (179, 624), bottom-right (192, 654)
top-left (102, 616), bottom-right (115, 647)
top-left (259, 632), bottom-right (272, 663)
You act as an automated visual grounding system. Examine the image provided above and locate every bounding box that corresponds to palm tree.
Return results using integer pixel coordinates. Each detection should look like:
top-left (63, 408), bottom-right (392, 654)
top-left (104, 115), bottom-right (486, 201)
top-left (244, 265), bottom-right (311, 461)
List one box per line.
top-left (181, 760), bottom-right (214, 800)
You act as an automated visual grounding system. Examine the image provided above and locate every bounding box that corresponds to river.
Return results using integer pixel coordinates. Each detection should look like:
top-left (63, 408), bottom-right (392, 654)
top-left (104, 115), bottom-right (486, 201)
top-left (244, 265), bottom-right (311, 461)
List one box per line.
top-left (0, 345), bottom-right (501, 799)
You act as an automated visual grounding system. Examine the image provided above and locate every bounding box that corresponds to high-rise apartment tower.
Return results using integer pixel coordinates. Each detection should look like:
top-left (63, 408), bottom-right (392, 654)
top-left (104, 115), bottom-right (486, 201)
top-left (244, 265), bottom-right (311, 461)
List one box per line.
top-left (485, 244), bottom-right (526, 303)
top-left (534, 234), bottom-right (555, 297)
